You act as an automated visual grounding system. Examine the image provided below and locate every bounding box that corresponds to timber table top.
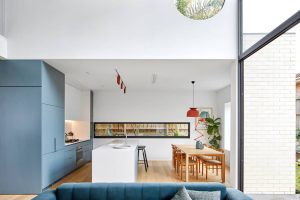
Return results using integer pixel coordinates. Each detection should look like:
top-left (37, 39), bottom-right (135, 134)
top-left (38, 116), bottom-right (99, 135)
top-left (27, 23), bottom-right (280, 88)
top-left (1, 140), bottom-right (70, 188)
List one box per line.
top-left (174, 144), bottom-right (224, 156)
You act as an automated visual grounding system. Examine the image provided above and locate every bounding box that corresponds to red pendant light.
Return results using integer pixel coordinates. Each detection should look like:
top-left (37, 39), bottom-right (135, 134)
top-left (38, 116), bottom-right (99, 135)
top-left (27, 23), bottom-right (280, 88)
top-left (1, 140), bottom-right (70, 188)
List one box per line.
top-left (187, 81), bottom-right (199, 117)
top-left (121, 82), bottom-right (124, 89)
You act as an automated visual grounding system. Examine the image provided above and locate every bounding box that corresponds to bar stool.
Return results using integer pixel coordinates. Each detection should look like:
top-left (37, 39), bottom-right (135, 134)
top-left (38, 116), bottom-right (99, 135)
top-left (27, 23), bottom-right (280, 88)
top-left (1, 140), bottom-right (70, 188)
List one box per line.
top-left (137, 145), bottom-right (148, 172)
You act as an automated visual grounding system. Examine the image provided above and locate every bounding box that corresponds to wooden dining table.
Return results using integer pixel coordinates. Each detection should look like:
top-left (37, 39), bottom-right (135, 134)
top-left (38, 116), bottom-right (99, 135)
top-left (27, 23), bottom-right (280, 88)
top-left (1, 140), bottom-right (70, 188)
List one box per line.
top-left (173, 144), bottom-right (225, 183)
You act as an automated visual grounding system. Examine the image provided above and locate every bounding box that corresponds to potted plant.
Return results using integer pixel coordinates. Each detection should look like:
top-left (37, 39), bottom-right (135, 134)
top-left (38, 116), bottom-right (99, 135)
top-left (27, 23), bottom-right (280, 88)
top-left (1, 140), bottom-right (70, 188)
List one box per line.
top-left (205, 117), bottom-right (221, 149)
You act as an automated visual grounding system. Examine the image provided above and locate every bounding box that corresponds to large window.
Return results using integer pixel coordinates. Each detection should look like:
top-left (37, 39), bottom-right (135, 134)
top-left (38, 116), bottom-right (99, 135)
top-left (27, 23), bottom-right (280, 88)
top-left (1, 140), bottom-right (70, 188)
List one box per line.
top-left (94, 122), bottom-right (190, 138)
top-left (243, 31), bottom-right (297, 194)
top-left (242, 0), bottom-right (300, 52)
top-left (239, 0), bottom-right (300, 193)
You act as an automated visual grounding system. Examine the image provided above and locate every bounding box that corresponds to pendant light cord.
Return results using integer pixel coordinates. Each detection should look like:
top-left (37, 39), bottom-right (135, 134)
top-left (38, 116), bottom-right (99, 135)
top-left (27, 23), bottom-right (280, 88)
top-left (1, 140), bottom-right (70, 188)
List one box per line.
top-left (192, 81), bottom-right (195, 107)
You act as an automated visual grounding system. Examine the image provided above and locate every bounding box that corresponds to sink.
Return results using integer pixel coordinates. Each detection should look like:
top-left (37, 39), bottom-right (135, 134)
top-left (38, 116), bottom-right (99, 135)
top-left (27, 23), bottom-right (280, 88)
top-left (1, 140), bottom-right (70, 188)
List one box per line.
top-left (109, 143), bottom-right (131, 149)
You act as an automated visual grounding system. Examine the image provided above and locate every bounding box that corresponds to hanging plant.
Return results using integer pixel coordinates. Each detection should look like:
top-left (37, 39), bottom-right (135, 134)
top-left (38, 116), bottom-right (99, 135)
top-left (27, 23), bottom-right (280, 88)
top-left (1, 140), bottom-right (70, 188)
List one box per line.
top-left (205, 117), bottom-right (221, 149)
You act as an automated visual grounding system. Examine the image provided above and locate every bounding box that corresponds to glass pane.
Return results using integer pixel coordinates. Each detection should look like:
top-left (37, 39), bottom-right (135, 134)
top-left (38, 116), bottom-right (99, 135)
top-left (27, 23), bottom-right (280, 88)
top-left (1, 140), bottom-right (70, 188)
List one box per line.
top-left (242, 0), bottom-right (300, 52)
top-left (243, 24), bottom-right (298, 194)
top-left (94, 122), bottom-right (190, 137)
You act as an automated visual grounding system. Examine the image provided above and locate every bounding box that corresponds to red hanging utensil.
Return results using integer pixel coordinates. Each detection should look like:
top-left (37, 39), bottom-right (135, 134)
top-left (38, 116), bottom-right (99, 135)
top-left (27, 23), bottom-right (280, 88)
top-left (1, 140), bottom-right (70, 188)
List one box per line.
top-left (117, 74), bottom-right (121, 85)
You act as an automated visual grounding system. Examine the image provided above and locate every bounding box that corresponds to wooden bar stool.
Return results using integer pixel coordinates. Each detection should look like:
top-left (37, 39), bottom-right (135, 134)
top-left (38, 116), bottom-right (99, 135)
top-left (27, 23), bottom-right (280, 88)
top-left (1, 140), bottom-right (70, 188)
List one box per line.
top-left (137, 145), bottom-right (149, 172)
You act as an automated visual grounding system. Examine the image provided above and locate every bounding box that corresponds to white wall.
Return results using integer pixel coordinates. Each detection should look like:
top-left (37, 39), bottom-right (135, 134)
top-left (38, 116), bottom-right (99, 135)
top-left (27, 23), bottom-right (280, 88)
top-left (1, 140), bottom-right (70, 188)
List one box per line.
top-left (230, 61), bottom-right (238, 189)
top-left (65, 84), bottom-right (91, 140)
top-left (0, 0), bottom-right (7, 58)
top-left (5, 0), bottom-right (237, 59)
top-left (93, 90), bottom-right (218, 160)
top-left (0, 34), bottom-right (7, 58)
top-left (216, 85), bottom-right (231, 167)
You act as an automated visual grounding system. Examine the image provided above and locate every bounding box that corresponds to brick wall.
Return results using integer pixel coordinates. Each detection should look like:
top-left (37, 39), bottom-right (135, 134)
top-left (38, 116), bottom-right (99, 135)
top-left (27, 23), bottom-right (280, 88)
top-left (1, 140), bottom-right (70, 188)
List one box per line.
top-left (244, 33), bottom-right (296, 194)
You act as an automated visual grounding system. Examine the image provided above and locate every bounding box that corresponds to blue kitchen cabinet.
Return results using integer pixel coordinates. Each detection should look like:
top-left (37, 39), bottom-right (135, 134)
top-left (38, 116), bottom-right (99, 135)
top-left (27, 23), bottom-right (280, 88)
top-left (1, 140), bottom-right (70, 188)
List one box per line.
top-left (84, 149), bottom-right (92, 163)
top-left (42, 152), bottom-right (56, 189)
top-left (42, 104), bottom-right (65, 155)
top-left (42, 62), bottom-right (65, 108)
top-left (42, 149), bottom-right (65, 189)
top-left (54, 150), bottom-right (66, 181)
top-left (0, 87), bottom-right (42, 194)
top-left (82, 142), bottom-right (92, 163)
top-left (0, 60), bottom-right (42, 87)
top-left (64, 147), bottom-right (77, 175)
top-left (0, 60), bottom-right (67, 194)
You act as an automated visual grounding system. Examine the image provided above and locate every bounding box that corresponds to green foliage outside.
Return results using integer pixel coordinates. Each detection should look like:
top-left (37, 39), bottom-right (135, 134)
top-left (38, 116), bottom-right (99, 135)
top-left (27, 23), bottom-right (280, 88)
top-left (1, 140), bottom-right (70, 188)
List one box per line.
top-left (206, 117), bottom-right (221, 149)
top-left (296, 163), bottom-right (300, 193)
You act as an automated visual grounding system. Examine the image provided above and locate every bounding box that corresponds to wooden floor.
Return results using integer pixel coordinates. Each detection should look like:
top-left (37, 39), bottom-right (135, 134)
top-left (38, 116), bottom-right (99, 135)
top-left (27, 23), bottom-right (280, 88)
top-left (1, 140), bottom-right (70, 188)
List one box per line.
top-left (0, 161), bottom-right (230, 200)
top-left (137, 161), bottom-right (230, 186)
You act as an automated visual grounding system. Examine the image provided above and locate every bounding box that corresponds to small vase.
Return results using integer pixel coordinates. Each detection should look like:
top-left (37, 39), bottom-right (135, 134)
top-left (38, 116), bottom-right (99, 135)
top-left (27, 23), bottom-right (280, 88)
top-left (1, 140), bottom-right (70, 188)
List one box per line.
top-left (196, 141), bottom-right (204, 149)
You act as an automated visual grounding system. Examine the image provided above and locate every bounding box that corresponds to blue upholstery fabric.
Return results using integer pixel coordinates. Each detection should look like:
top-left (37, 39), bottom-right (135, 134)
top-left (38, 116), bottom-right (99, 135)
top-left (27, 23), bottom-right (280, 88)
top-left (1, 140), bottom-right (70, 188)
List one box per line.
top-left (226, 188), bottom-right (253, 200)
top-left (33, 183), bottom-right (251, 200)
top-left (32, 190), bottom-right (56, 200)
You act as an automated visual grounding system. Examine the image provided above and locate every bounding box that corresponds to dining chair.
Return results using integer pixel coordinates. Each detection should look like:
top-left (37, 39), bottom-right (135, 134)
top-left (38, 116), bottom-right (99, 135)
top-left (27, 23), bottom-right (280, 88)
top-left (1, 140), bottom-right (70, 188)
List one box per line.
top-left (175, 149), bottom-right (198, 181)
top-left (201, 148), bottom-right (225, 180)
top-left (171, 144), bottom-right (177, 169)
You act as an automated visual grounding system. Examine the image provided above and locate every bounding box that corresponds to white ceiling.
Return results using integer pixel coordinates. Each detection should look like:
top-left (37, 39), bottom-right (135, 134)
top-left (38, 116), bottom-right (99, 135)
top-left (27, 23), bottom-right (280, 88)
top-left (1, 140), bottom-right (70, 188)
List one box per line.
top-left (45, 59), bottom-right (234, 92)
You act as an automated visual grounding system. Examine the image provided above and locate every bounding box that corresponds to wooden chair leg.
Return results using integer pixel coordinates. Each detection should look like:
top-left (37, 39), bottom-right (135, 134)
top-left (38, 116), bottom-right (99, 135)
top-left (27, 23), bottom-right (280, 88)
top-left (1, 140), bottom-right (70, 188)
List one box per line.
top-left (216, 165), bottom-right (218, 176)
top-left (196, 163), bottom-right (199, 179)
top-left (181, 165), bottom-right (183, 180)
top-left (206, 163), bottom-right (208, 180)
top-left (192, 166), bottom-right (194, 175)
top-left (202, 162), bottom-right (204, 176)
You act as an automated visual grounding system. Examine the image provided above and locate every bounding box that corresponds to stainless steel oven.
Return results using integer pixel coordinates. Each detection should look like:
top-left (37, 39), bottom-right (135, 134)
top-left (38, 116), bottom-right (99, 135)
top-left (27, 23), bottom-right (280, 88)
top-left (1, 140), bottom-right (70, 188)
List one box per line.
top-left (76, 146), bottom-right (84, 167)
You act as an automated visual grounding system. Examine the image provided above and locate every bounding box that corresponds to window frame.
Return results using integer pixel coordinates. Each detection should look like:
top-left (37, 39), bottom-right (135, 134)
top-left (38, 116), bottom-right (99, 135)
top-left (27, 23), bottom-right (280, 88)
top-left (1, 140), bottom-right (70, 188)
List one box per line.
top-left (237, 0), bottom-right (300, 191)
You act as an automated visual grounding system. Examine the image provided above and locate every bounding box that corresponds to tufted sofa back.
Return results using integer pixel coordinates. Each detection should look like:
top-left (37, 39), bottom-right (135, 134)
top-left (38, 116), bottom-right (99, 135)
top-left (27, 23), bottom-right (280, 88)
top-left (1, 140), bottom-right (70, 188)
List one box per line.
top-left (56, 183), bottom-right (227, 200)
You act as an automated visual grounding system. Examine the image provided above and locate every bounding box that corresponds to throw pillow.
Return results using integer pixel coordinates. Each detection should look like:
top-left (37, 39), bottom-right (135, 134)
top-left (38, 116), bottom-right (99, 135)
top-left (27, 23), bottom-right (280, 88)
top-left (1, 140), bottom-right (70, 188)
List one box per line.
top-left (171, 187), bottom-right (192, 200)
top-left (187, 190), bottom-right (221, 200)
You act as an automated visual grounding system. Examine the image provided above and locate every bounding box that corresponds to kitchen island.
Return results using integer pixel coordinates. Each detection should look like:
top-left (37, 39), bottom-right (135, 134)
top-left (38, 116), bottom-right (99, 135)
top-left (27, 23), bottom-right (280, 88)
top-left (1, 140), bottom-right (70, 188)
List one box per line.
top-left (92, 140), bottom-right (138, 182)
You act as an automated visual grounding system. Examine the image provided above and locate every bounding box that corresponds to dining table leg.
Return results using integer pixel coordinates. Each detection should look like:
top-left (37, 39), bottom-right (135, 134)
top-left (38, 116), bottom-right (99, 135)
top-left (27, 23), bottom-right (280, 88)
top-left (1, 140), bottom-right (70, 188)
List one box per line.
top-left (185, 153), bottom-right (189, 182)
top-left (221, 154), bottom-right (225, 183)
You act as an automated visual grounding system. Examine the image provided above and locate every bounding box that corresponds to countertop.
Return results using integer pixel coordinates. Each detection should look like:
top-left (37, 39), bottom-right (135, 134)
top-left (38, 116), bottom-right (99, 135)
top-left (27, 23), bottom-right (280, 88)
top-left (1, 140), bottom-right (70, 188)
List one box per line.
top-left (65, 139), bottom-right (91, 146)
top-left (93, 140), bottom-right (138, 152)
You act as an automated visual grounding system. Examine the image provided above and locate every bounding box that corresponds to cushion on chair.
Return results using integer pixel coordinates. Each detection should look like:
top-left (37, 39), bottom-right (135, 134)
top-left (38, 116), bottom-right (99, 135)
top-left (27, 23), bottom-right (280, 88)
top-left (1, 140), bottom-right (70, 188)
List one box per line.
top-left (198, 156), bottom-right (213, 160)
top-left (205, 160), bottom-right (222, 165)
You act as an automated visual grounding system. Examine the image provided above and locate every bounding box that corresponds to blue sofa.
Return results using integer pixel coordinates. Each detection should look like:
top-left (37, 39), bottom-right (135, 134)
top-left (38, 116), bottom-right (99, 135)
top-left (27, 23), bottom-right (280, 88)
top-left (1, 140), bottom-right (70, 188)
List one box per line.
top-left (32, 183), bottom-right (252, 200)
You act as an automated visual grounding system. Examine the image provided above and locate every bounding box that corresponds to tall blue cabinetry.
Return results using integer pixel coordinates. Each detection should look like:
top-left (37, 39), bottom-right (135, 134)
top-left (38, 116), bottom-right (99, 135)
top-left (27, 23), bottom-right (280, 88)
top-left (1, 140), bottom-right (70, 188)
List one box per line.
top-left (0, 60), bottom-right (65, 194)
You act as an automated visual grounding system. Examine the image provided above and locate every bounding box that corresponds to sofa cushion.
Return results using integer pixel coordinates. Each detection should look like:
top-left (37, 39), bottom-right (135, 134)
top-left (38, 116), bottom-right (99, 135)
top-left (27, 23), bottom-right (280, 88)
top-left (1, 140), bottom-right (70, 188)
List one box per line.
top-left (187, 190), bottom-right (221, 200)
top-left (171, 187), bottom-right (192, 200)
top-left (56, 183), bottom-right (227, 200)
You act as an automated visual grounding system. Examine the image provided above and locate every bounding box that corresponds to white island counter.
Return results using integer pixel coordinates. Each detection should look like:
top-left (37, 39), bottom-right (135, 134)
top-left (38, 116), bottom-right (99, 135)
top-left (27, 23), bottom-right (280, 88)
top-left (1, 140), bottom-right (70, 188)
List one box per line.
top-left (92, 140), bottom-right (138, 182)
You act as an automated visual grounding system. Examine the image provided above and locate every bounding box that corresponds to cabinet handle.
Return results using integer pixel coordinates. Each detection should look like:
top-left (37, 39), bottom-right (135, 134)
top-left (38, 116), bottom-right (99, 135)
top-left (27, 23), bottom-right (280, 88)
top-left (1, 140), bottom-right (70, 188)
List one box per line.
top-left (54, 137), bottom-right (56, 152)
